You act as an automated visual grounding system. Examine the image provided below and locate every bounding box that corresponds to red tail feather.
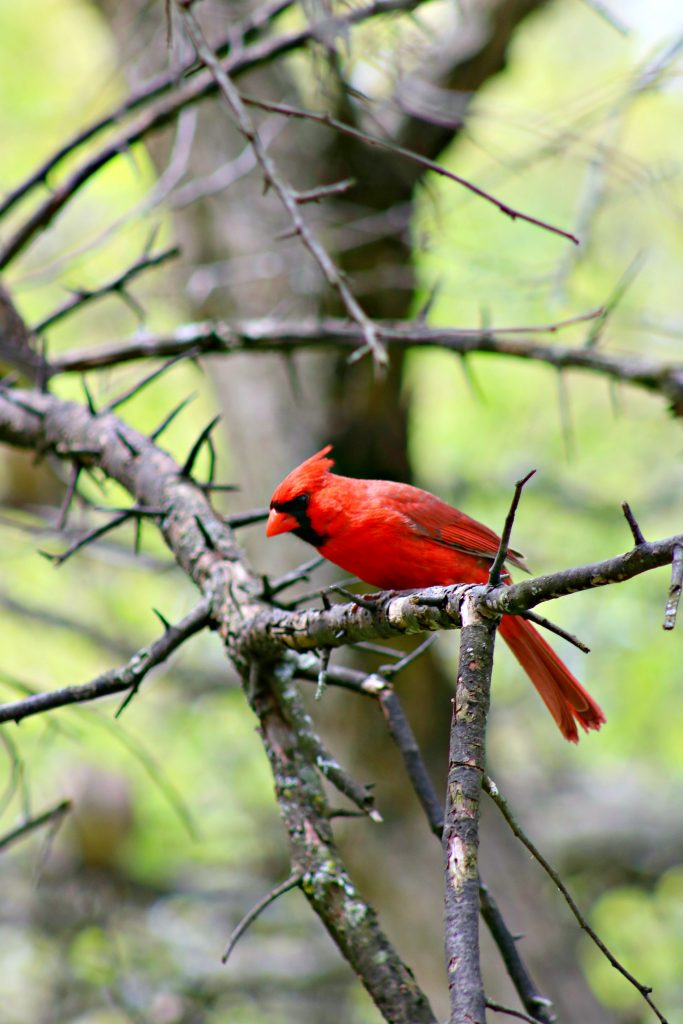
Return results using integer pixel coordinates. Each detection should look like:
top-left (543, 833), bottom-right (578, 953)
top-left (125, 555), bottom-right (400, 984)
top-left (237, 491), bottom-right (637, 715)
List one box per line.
top-left (499, 616), bottom-right (605, 742)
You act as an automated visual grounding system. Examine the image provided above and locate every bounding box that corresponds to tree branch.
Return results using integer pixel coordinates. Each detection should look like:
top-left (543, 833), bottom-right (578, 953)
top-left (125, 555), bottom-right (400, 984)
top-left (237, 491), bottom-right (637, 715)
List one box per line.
top-left (0, 799), bottom-right (71, 853)
top-left (176, 0), bottom-right (387, 368)
top-left (0, 386), bottom-right (677, 1022)
top-left (443, 589), bottom-right (497, 1024)
top-left (0, 0), bottom-right (422, 270)
top-left (50, 315), bottom-right (683, 413)
top-left (483, 776), bottom-right (669, 1024)
top-left (0, 600), bottom-right (210, 723)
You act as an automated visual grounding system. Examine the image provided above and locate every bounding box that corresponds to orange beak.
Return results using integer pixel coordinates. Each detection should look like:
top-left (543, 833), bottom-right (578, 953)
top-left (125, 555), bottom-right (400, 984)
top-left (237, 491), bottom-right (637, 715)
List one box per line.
top-left (266, 507), bottom-right (299, 537)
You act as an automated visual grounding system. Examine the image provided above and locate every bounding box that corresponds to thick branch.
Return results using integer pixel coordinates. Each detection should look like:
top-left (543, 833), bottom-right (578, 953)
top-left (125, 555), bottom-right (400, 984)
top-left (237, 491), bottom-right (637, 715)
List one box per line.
top-left (0, 387), bottom-right (435, 1018)
top-left (247, 662), bottom-right (437, 1023)
top-left (0, 389), bottom-right (680, 645)
top-left (443, 590), bottom-right (497, 1024)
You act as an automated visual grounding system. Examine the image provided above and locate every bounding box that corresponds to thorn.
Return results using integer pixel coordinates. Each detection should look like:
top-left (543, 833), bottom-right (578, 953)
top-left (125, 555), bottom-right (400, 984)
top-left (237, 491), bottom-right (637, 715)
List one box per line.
top-left (37, 336), bottom-right (51, 393)
top-left (108, 349), bottom-right (199, 412)
top-left (114, 685), bottom-right (139, 718)
top-left (201, 482), bottom-right (240, 494)
top-left (181, 415), bottom-right (221, 478)
top-left (206, 435), bottom-right (217, 485)
top-left (116, 430), bottom-right (140, 457)
top-left (194, 514), bottom-right (215, 550)
top-left (143, 224), bottom-right (161, 258)
top-left (81, 376), bottom-right (97, 414)
top-left (222, 507), bottom-right (268, 528)
top-left (150, 392), bottom-right (197, 440)
top-left (152, 607), bottom-right (171, 630)
top-left (56, 464), bottom-right (81, 531)
top-left (621, 501), bottom-right (647, 547)
top-left (416, 279), bottom-right (441, 323)
top-left (1, 392), bottom-right (46, 417)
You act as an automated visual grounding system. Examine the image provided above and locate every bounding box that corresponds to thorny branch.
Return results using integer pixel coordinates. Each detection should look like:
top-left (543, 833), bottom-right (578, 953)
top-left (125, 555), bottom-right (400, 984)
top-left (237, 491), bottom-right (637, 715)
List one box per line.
top-left (0, 387), bottom-right (436, 1021)
top-left (483, 777), bottom-right (669, 1024)
top-left (0, 0), bottom-right (426, 271)
top-left (33, 244), bottom-right (179, 335)
top-left (49, 315), bottom-right (683, 414)
top-left (0, 386), bottom-right (677, 1023)
top-left (1, 3), bottom-right (678, 1020)
top-left (176, 0), bottom-right (387, 367)
top-left (0, 799), bottom-right (71, 853)
top-left (0, 600), bottom-right (210, 724)
top-left (240, 93), bottom-right (579, 244)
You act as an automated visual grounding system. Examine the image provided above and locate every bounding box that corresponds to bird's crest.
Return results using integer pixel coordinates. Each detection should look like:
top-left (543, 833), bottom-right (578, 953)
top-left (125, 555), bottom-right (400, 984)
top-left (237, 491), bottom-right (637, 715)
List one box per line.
top-left (270, 445), bottom-right (335, 503)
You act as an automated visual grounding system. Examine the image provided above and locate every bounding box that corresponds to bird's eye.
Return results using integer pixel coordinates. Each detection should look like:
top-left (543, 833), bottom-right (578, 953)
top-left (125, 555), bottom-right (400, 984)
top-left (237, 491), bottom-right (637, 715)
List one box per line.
top-left (285, 493), bottom-right (309, 513)
top-left (274, 493), bottom-right (309, 515)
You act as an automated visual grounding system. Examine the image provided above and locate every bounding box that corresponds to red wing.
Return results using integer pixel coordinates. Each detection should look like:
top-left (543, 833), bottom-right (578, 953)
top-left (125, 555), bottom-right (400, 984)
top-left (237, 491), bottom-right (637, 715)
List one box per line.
top-left (388, 485), bottom-right (529, 571)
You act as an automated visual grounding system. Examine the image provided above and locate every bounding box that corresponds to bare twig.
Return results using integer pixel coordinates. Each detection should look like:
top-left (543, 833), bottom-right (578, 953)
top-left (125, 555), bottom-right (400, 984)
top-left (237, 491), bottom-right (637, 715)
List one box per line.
top-left (0, 0), bottom-right (399, 224)
top-left (33, 246), bottom-right (179, 334)
top-left (176, 2), bottom-right (387, 368)
top-left (2, 386), bottom-right (672, 1022)
top-left (294, 178), bottom-right (357, 203)
top-left (377, 685), bottom-right (443, 837)
top-left (0, 799), bottom-right (71, 853)
top-left (483, 776), bottom-right (669, 1024)
top-left (40, 504), bottom-right (165, 567)
top-left (488, 470), bottom-right (536, 586)
top-left (485, 1000), bottom-right (551, 1024)
top-left (0, 601), bottom-right (210, 724)
top-left (242, 94), bottom-right (580, 246)
top-left (374, 676), bottom-right (555, 1023)
top-left (622, 500), bottom-right (647, 546)
top-left (479, 886), bottom-right (555, 1024)
top-left (261, 554), bottom-right (326, 598)
top-left (520, 610), bottom-right (590, 654)
top-left (379, 634), bottom-right (437, 678)
top-left (221, 872), bottom-right (303, 963)
top-left (663, 544), bottom-right (683, 631)
top-left (40, 510), bottom-right (131, 566)
top-left (247, 663), bottom-right (437, 1022)
top-left (271, 670), bottom-right (381, 821)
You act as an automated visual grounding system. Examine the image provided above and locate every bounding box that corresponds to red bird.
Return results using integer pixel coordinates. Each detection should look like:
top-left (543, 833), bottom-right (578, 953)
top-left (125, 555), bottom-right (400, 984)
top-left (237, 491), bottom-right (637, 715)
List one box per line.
top-left (266, 446), bottom-right (605, 742)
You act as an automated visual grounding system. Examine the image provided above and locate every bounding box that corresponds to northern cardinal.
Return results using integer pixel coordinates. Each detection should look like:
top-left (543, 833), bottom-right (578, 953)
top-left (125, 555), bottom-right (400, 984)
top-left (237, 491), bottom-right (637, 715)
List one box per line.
top-left (266, 446), bottom-right (605, 742)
